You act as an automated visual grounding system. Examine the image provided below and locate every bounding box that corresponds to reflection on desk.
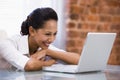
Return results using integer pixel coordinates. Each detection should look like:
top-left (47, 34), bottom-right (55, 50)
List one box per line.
top-left (42, 72), bottom-right (106, 80)
top-left (0, 65), bottom-right (120, 80)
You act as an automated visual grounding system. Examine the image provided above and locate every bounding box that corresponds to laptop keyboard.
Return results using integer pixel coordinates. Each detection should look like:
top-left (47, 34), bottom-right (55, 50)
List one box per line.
top-left (43, 64), bottom-right (77, 72)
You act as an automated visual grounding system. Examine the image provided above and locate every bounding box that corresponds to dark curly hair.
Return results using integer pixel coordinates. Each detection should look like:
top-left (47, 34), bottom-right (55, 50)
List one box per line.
top-left (20, 7), bottom-right (58, 35)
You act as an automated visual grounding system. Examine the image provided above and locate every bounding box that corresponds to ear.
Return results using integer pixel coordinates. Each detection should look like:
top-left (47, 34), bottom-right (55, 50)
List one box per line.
top-left (29, 26), bottom-right (36, 36)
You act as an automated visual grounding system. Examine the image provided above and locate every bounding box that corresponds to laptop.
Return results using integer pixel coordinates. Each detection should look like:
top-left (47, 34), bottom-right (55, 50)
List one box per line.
top-left (43, 32), bottom-right (116, 73)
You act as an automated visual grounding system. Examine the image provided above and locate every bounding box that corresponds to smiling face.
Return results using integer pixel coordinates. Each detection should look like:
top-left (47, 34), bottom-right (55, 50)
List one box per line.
top-left (29, 19), bottom-right (57, 50)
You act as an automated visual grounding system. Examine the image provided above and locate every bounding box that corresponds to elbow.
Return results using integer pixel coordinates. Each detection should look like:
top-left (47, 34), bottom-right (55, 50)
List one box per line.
top-left (24, 63), bottom-right (36, 71)
top-left (24, 58), bottom-right (43, 71)
top-left (74, 55), bottom-right (80, 65)
top-left (72, 60), bottom-right (79, 65)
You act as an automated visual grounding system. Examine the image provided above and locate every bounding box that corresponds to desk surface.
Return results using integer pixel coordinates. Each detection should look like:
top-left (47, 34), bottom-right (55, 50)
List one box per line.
top-left (0, 65), bottom-right (120, 80)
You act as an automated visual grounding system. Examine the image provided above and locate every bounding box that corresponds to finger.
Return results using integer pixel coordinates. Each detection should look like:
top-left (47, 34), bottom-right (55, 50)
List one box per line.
top-left (39, 57), bottom-right (45, 61)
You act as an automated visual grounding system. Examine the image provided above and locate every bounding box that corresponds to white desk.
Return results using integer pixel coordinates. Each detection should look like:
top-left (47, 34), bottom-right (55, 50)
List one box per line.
top-left (0, 65), bottom-right (120, 80)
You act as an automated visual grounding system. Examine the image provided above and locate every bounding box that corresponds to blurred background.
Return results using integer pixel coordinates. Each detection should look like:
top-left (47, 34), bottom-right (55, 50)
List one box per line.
top-left (0, 0), bottom-right (120, 65)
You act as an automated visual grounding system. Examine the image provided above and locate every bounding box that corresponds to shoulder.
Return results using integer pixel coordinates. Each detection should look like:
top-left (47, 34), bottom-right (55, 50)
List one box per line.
top-left (10, 34), bottom-right (28, 42)
top-left (0, 34), bottom-right (28, 48)
top-left (8, 35), bottom-right (28, 44)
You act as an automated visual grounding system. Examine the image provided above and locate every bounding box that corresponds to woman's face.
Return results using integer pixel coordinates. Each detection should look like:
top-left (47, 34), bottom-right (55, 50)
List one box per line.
top-left (29, 20), bottom-right (57, 49)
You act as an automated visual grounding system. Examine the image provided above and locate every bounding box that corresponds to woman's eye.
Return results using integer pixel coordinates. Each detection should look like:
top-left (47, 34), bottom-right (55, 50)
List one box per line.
top-left (45, 32), bottom-right (57, 36)
top-left (45, 33), bottom-right (51, 36)
top-left (54, 32), bottom-right (57, 36)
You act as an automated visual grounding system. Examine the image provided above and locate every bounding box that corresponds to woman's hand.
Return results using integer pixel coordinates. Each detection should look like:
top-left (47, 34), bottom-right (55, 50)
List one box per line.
top-left (31, 49), bottom-right (46, 60)
top-left (24, 57), bottom-right (56, 71)
top-left (25, 49), bottom-right (56, 71)
top-left (43, 59), bottom-right (56, 66)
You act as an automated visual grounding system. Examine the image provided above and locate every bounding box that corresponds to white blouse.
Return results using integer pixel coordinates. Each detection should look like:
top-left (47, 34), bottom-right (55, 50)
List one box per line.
top-left (0, 35), bottom-right (65, 71)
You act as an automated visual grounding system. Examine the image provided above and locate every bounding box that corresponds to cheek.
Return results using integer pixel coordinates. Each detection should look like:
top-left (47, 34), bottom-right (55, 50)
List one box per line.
top-left (35, 35), bottom-right (47, 43)
top-left (36, 36), bottom-right (48, 48)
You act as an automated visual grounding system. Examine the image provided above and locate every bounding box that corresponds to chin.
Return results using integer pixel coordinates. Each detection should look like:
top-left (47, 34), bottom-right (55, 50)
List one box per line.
top-left (42, 46), bottom-right (49, 49)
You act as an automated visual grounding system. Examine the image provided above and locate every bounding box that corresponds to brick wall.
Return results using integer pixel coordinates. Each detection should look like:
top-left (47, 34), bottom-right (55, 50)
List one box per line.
top-left (65, 0), bottom-right (120, 65)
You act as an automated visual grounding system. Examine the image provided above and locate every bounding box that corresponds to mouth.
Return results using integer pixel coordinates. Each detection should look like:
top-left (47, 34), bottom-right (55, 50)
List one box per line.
top-left (43, 42), bottom-right (51, 47)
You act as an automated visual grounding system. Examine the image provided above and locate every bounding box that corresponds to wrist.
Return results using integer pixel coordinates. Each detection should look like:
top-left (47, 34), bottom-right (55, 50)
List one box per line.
top-left (46, 49), bottom-right (50, 56)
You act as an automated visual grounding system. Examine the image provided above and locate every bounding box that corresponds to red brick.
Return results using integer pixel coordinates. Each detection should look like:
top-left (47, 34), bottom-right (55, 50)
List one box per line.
top-left (70, 5), bottom-right (81, 14)
top-left (66, 39), bottom-right (76, 47)
top-left (75, 39), bottom-right (84, 47)
top-left (69, 0), bottom-right (78, 4)
top-left (103, 23), bottom-right (110, 31)
top-left (112, 16), bottom-right (120, 23)
top-left (117, 32), bottom-right (120, 38)
top-left (79, 0), bottom-right (87, 6)
top-left (85, 0), bottom-right (98, 6)
top-left (80, 23), bottom-right (89, 29)
top-left (108, 53), bottom-right (118, 65)
top-left (78, 31), bottom-right (87, 38)
top-left (88, 24), bottom-right (97, 30)
top-left (77, 23), bottom-right (82, 29)
top-left (97, 24), bottom-right (110, 31)
top-left (110, 24), bottom-right (120, 31)
top-left (107, 0), bottom-right (120, 7)
top-left (116, 7), bottom-right (120, 15)
top-left (67, 30), bottom-right (79, 38)
top-left (90, 7), bottom-right (98, 14)
top-left (114, 39), bottom-right (120, 47)
top-left (87, 15), bottom-right (99, 22)
top-left (100, 15), bottom-right (111, 22)
top-left (67, 22), bottom-right (76, 29)
top-left (70, 13), bottom-right (79, 20)
top-left (79, 15), bottom-right (86, 21)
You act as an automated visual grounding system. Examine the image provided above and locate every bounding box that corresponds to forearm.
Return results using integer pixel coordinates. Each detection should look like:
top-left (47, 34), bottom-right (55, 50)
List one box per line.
top-left (24, 58), bottom-right (44, 71)
top-left (47, 49), bottom-right (80, 65)
top-left (24, 57), bottom-right (56, 71)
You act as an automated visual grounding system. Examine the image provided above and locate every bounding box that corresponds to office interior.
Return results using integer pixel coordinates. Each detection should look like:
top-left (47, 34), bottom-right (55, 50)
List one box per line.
top-left (0, 0), bottom-right (120, 80)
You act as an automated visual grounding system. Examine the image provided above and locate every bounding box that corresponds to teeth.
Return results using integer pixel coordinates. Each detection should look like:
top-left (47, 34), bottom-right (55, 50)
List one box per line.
top-left (45, 43), bottom-right (50, 46)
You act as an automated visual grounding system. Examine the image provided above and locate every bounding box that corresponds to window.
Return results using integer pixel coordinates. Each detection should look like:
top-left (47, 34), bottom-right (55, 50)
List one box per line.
top-left (0, 0), bottom-right (66, 50)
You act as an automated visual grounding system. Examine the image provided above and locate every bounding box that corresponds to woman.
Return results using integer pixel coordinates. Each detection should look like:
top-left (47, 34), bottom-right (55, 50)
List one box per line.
top-left (0, 7), bottom-right (80, 71)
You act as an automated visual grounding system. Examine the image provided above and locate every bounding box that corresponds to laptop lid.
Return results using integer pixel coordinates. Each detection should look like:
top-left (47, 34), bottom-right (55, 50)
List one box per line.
top-left (76, 32), bottom-right (116, 72)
